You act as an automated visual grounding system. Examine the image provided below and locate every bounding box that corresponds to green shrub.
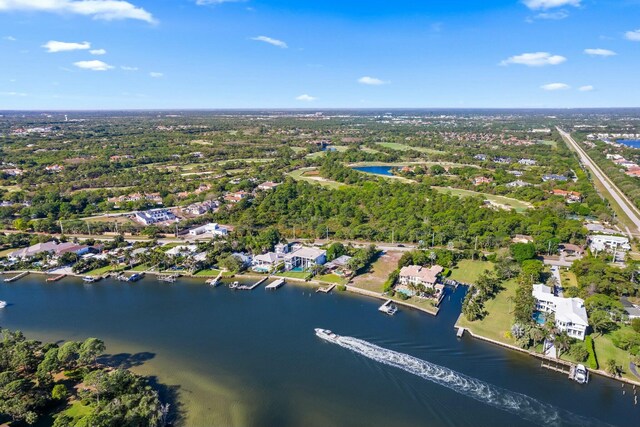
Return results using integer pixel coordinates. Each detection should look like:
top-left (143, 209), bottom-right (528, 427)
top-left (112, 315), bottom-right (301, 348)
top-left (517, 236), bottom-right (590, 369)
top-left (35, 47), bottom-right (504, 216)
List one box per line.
top-left (336, 285), bottom-right (346, 292)
top-left (610, 329), bottom-right (640, 351)
top-left (396, 292), bottom-right (409, 301)
top-left (631, 318), bottom-right (640, 334)
top-left (585, 336), bottom-right (598, 370)
top-left (51, 384), bottom-right (68, 400)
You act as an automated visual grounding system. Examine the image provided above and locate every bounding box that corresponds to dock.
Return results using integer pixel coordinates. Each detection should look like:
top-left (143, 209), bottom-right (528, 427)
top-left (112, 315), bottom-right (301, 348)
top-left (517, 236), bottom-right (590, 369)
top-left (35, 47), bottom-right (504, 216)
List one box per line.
top-left (206, 271), bottom-right (224, 286)
top-left (456, 327), bottom-right (465, 338)
top-left (4, 271), bottom-right (29, 283)
top-left (46, 274), bottom-right (66, 282)
top-left (378, 299), bottom-right (398, 315)
top-left (265, 278), bottom-right (285, 290)
top-left (158, 274), bottom-right (178, 283)
top-left (237, 276), bottom-right (268, 290)
top-left (316, 284), bottom-right (336, 293)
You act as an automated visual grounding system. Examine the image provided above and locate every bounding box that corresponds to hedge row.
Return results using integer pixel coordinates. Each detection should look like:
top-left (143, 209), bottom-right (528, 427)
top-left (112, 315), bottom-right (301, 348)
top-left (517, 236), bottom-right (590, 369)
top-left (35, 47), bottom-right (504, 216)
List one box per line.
top-left (585, 335), bottom-right (598, 370)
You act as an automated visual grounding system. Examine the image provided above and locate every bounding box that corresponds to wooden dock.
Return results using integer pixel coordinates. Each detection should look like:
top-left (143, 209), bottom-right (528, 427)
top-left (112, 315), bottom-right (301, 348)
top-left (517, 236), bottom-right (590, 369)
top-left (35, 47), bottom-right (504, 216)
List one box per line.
top-left (4, 271), bottom-right (29, 283)
top-left (456, 327), bottom-right (465, 338)
top-left (237, 276), bottom-right (268, 290)
top-left (265, 278), bottom-right (285, 290)
top-left (316, 284), bottom-right (336, 293)
top-left (540, 360), bottom-right (587, 382)
top-left (46, 274), bottom-right (66, 282)
top-left (158, 274), bottom-right (178, 283)
top-left (206, 271), bottom-right (223, 286)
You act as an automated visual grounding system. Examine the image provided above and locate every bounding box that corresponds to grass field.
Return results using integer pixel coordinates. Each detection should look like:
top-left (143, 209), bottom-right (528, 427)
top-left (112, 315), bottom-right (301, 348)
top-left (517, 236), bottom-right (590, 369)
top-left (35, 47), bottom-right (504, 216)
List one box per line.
top-left (591, 329), bottom-right (637, 381)
top-left (305, 146), bottom-right (350, 158)
top-left (359, 146), bottom-right (381, 154)
top-left (0, 247), bottom-right (18, 258)
top-left (194, 269), bottom-right (222, 277)
top-left (287, 167), bottom-right (347, 189)
top-left (538, 140), bottom-right (558, 148)
top-left (316, 273), bottom-right (348, 285)
top-left (375, 142), bottom-right (445, 155)
top-left (432, 186), bottom-right (532, 212)
top-left (560, 269), bottom-right (578, 288)
top-left (449, 260), bottom-right (494, 284)
top-left (456, 279), bottom-right (517, 344)
top-left (350, 251), bottom-right (403, 293)
top-left (131, 264), bottom-right (150, 272)
top-left (278, 271), bottom-right (311, 280)
top-left (64, 401), bottom-right (92, 420)
top-left (85, 265), bottom-right (116, 276)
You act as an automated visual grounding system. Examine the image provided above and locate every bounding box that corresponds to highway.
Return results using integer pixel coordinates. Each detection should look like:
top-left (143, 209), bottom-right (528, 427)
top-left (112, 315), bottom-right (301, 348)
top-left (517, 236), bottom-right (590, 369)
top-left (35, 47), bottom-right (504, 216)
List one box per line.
top-left (557, 127), bottom-right (640, 235)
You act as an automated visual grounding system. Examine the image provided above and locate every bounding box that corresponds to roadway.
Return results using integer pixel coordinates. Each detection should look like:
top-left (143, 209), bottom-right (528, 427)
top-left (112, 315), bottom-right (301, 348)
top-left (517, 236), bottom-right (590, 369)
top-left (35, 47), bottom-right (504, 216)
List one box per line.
top-left (557, 127), bottom-right (640, 236)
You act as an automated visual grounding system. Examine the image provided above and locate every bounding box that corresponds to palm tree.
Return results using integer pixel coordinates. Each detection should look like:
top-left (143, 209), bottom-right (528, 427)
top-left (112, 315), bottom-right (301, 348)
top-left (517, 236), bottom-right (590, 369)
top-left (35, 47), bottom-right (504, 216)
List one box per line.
top-left (554, 332), bottom-right (571, 356)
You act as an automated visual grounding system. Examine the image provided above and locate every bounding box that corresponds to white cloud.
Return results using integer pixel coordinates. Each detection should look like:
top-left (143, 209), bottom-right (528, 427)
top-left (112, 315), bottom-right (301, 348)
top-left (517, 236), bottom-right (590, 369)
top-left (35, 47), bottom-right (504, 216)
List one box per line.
top-left (149, 71), bottom-right (163, 78)
top-left (579, 85), bottom-right (594, 92)
top-left (3, 35), bottom-right (16, 41)
top-left (296, 94), bottom-right (316, 102)
top-left (90, 48), bottom-right (106, 55)
top-left (73, 60), bottom-right (113, 71)
top-left (196, 0), bottom-right (246, 4)
top-left (251, 35), bottom-right (287, 48)
top-left (120, 65), bottom-right (138, 71)
top-left (500, 52), bottom-right (566, 66)
top-left (625, 29), bottom-right (640, 41)
top-left (358, 76), bottom-right (387, 85)
top-left (42, 40), bottom-right (90, 53)
top-left (0, 91), bottom-right (27, 96)
top-left (522, 0), bottom-right (580, 10)
top-left (531, 10), bottom-right (569, 20)
top-left (541, 82), bottom-right (570, 91)
top-left (584, 48), bottom-right (616, 57)
top-left (0, 0), bottom-right (155, 23)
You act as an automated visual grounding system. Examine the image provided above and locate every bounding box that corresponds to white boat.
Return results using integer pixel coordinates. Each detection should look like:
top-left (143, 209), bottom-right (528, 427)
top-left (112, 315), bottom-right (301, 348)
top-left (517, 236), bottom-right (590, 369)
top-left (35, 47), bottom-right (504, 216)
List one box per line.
top-left (206, 278), bottom-right (220, 287)
top-left (573, 364), bottom-right (589, 384)
top-left (229, 281), bottom-right (239, 289)
top-left (315, 328), bottom-right (339, 343)
top-left (82, 276), bottom-right (97, 283)
top-left (0, 300), bottom-right (7, 309)
top-left (378, 301), bottom-right (398, 315)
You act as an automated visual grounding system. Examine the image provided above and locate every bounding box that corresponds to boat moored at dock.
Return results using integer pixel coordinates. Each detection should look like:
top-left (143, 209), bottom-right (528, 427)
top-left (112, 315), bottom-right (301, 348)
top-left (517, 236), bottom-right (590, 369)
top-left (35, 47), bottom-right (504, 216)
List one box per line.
top-left (378, 300), bottom-right (398, 315)
top-left (82, 276), bottom-right (99, 283)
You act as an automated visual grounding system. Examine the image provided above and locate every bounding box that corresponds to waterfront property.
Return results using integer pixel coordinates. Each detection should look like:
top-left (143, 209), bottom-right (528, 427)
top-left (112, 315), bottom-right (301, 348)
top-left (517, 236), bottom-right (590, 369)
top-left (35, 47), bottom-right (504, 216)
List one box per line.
top-left (8, 241), bottom-right (92, 261)
top-left (252, 252), bottom-right (282, 272)
top-left (284, 246), bottom-right (326, 271)
top-left (397, 264), bottom-right (444, 298)
top-left (532, 284), bottom-right (589, 341)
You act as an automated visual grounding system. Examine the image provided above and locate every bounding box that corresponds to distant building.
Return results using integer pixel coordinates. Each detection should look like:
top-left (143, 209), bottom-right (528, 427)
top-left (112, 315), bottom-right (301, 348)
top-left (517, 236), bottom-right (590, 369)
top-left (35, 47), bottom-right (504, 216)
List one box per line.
top-left (188, 222), bottom-right (228, 237)
top-left (45, 164), bottom-right (64, 173)
top-left (257, 181), bottom-right (281, 191)
top-left (224, 191), bottom-right (250, 204)
top-left (518, 158), bottom-right (537, 166)
top-left (551, 189), bottom-right (582, 203)
top-left (8, 241), bottom-right (89, 260)
top-left (473, 176), bottom-right (493, 186)
top-left (398, 265), bottom-right (443, 288)
top-left (134, 209), bottom-right (177, 226)
top-left (542, 174), bottom-right (568, 182)
top-left (532, 284), bottom-right (588, 341)
top-left (506, 180), bottom-right (530, 188)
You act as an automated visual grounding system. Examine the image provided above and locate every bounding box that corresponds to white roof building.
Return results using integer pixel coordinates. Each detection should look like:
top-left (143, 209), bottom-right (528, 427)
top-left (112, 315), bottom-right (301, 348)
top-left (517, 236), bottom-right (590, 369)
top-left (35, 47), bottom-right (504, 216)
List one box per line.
top-left (284, 246), bottom-right (326, 270)
top-left (188, 223), bottom-right (228, 237)
top-left (398, 265), bottom-right (443, 287)
top-left (588, 234), bottom-right (631, 253)
top-left (532, 284), bottom-right (589, 341)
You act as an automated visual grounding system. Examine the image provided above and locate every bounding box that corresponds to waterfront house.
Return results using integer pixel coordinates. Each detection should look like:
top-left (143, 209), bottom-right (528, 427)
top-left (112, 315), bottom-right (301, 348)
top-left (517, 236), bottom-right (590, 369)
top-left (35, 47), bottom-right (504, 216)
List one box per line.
top-left (134, 209), bottom-right (177, 226)
top-left (398, 265), bottom-right (443, 287)
top-left (284, 246), bottom-right (326, 271)
top-left (252, 252), bottom-right (281, 272)
top-left (324, 255), bottom-right (353, 276)
top-left (532, 284), bottom-right (589, 341)
top-left (8, 241), bottom-right (90, 260)
top-left (165, 245), bottom-right (198, 256)
top-left (588, 234), bottom-right (631, 253)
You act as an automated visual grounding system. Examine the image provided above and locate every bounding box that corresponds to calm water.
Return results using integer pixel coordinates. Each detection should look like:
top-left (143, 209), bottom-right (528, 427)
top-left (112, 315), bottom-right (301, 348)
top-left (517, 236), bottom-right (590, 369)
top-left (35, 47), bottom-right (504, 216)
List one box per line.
top-left (352, 165), bottom-right (394, 176)
top-left (0, 276), bottom-right (637, 427)
top-left (616, 139), bottom-right (640, 149)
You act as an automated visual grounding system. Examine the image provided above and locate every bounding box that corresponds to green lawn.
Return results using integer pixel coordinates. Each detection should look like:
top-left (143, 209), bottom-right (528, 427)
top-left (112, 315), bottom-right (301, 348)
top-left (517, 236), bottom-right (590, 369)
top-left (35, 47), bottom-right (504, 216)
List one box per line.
top-left (560, 270), bottom-right (578, 288)
top-left (375, 142), bottom-right (445, 155)
top-left (194, 269), bottom-right (222, 277)
top-left (131, 264), bottom-right (150, 272)
top-left (432, 186), bottom-right (532, 212)
top-left (456, 279), bottom-right (517, 345)
top-left (449, 260), bottom-right (494, 284)
top-left (391, 295), bottom-right (438, 314)
top-left (278, 271), bottom-right (312, 280)
top-left (159, 242), bottom-right (182, 251)
top-left (591, 329), bottom-right (637, 381)
top-left (305, 146), bottom-right (350, 158)
top-left (316, 273), bottom-right (348, 285)
top-left (0, 247), bottom-right (18, 258)
top-left (64, 401), bottom-right (92, 420)
top-left (287, 167), bottom-right (347, 189)
top-left (538, 140), bottom-right (558, 148)
top-left (85, 265), bottom-right (116, 276)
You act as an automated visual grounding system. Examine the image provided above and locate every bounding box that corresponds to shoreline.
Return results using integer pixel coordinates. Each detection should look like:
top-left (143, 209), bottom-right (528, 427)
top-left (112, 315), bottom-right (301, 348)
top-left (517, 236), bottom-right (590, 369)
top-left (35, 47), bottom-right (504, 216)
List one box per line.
top-left (456, 319), bottom-right (640, 387)
top-left (1, 268), bottom-right (440, 317)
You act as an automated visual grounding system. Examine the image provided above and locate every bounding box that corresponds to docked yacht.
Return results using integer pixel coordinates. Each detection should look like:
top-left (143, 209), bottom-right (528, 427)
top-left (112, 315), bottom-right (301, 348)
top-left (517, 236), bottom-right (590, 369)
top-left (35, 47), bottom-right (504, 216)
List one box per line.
top-left (315, 328), bottom-right (340, 343)
top-left (0, 300), bottom-right (7, 309)
top-left (573, 364), bottom-right (589, 384)
top-left (229, 281), bottom-right (239, 289)
top-left (82, 276), bottom-right (97, 283)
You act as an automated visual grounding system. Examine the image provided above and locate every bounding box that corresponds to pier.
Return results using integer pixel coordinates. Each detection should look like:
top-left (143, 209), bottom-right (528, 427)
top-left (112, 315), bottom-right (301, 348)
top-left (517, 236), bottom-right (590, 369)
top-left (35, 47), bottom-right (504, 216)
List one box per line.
top-left (378, 299), bottom-right (398, 315)
top-left (456, 327), bottom-right (465, 338)
top-left (46, 274), bottom-right (66, 282)
top-left (206, 271), bottom-right (223, 286)
top-left (4, 271), bottom-right (29, 283)
top-left (158, 274), bottom-right (178, 283)
top-left (237, 276), bottom-right (268, 290)
top-left (265, 278), bottom-right (285, 290)
top-left (316, 284), bottom-right (336, 293)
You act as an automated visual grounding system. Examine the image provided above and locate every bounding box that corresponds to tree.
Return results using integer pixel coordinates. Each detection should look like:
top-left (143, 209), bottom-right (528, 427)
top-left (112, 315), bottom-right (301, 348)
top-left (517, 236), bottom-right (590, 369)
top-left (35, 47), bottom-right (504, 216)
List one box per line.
top-left (554, 332), bottom-right (572, 357)
top-left (512, 282), bottom-right (535, 324)
top-left (589, 310), bottom-right (617, 335)
top-left (219, 254), bottom-right (243, 273)
top-left (79, 338), bottom-right (106, 366)
top-left (326, 242), bottom-right (346, 261)
top-left (521, 259), bottom-right (544, 283)
top-left (57, 341), bottom-right (80, 369)
top-left (510, 243), bottom-right (536, 263)
top-left (51, 384), bottom-right (68, 401)
top-left (605, 358), bottom-right (622, 377)
top-left (632, 318), bottom-right (640, 334)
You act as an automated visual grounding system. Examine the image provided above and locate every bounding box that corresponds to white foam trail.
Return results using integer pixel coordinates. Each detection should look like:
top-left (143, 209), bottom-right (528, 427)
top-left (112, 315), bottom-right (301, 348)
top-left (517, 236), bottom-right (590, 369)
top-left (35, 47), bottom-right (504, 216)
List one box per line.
top-left (330, 335), bottom-right (609, 427)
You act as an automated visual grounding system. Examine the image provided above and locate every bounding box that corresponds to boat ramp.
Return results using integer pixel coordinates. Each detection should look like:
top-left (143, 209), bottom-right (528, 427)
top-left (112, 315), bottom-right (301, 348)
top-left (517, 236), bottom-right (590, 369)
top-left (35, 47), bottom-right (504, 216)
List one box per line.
top-left (316, 284), bottom-right (336, 293)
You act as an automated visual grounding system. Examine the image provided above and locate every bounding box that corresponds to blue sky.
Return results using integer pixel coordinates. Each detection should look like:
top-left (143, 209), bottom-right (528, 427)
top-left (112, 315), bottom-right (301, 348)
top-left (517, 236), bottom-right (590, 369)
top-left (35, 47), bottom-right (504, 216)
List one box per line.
top-left (0, 0), bottom-right (639, 109)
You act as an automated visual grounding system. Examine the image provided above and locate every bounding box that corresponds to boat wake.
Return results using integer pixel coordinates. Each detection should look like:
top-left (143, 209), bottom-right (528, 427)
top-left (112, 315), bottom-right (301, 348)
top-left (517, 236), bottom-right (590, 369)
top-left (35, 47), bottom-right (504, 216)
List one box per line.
top-left (332, 335), bottom-right (609, 427)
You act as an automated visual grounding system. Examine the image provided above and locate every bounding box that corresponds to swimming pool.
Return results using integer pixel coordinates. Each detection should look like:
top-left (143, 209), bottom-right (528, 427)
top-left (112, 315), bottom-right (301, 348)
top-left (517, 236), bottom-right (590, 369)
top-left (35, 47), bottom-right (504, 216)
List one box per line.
top-left (532, 311), bottom-right (546, 325)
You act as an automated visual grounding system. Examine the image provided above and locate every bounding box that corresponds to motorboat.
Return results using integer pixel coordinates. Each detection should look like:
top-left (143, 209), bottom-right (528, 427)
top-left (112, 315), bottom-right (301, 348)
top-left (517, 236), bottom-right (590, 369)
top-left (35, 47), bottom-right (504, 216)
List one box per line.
top-left (82, 276), bottom-right (97, 283)
top-left (0, 300), bottom-right (7, 309)
top-left (573, 364), bottom-right (589, 384)
top-left (229, 281), bottom-right (239, 289)
top-left (315, 328), bottom-right (339, 343)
